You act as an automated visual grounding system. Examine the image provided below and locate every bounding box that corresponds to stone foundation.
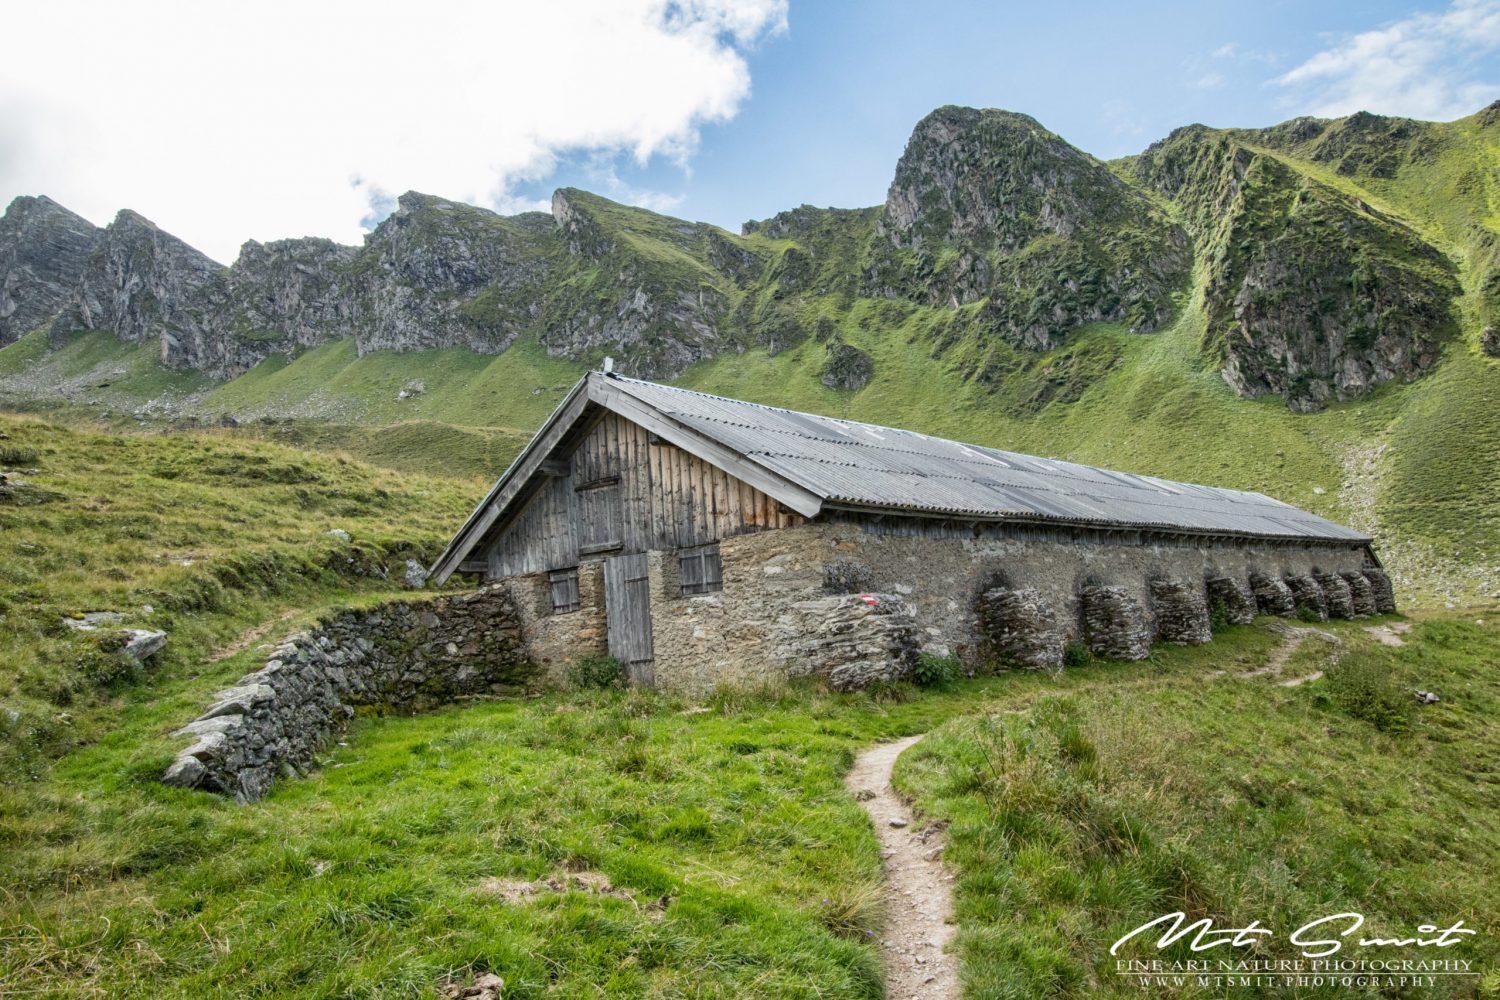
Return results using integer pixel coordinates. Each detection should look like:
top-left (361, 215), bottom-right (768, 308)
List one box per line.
top-left (163, 587), bottom-right (531, 801)
top-left (1285, 575), bottom-right (1329, 620)
top-left (1150, 578), bottom-right (1212, 645)
top-left (496, 563), bottom-right (607, 684)
top-left (978, 587), bottom-right (1065, 669)
top-left (1206, 575), bottom-right (1257, 626)
top-left (1316, 571), bottom-right (1356, 619)
top-left (1342, 571), bottom-right (1377, 618)
top-left (1250, 572), bottom-right (1296, 616)
top-left (1080, 585), bottom-right (1153, 660)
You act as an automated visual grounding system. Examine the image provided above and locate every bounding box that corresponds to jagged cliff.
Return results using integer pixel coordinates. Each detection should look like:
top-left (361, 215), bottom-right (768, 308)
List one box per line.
top-left (1130, 126), bottom-right (1459, 410)
top-left (0, 196), bottom-right (98, 347)
top-left (1, 103), bottom-right (1488, 408)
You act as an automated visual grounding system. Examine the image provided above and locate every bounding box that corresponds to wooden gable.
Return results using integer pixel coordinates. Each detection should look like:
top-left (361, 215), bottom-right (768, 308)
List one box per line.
top-left (483, 410), bottom-right (804, 578)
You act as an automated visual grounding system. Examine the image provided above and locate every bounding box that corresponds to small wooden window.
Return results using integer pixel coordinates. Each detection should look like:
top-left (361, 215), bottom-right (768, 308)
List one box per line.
top-left (576, 476), bottom-right (623, 555)
top-left (679, 543), bottom-right (723, 595)
top-left (549, 567), bottom-right (580, 614)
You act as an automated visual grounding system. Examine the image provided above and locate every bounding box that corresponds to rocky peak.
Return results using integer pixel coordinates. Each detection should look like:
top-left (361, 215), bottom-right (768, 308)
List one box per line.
top-left (1131, 124), bottom-right (1458, 411)
top-left (881, 107), bottom-right (1137, 250)
top-left (227, 237), bottom-right (358, 352)
top-left (551, 188), bottom-right (612, 259)
top-left (52, 207), bottom-right (229, 370)
top-left (0, 195), bottom-right (100, 345)
top-left (868, 106), bottom-right (1189, 349)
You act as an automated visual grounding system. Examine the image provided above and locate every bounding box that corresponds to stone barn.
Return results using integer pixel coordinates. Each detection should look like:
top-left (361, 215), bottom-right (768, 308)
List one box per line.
top-left (431, 372), bottom-right (1391, 692)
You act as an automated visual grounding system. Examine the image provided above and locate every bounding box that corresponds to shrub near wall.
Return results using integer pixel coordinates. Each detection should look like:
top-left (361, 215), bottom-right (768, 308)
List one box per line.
top-left (164, 587), bottom-right (532, 802)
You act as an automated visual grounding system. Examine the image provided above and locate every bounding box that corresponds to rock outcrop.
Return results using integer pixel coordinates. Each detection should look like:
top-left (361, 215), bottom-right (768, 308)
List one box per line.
top-left (867, 107), bottom-right (1189, 349)
top-left (0, 196), bottom-right (99, 346)
top-left (52, 209), bottom-right (232, 371)
top-left (819, 341), bottom-right (874, 390)
top-left (1131, 126), bottom-right (1458, 411)
top-left (1, 104), bottom-right (1471, 408)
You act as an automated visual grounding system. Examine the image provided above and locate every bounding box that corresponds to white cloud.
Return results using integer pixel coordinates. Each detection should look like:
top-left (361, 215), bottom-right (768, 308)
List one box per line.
top-left (0, 0), bottom-right (786, 261)
top-left (1274, 0), bottom-right (1500, 120)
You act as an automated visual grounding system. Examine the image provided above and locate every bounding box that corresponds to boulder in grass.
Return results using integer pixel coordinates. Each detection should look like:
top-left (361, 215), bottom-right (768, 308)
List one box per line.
top-left (121, 629), bottom-right (167, 663)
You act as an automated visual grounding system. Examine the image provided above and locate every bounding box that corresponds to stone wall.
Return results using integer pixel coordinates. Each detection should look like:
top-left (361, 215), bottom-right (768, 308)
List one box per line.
top-left (1207, 576), bottom-right (1257, 625)
top-left (527, 520), bottom-right (1384, 692)
top-left (163, 587), bottom-right (531, 802)
top-left (1080, 585), bottom-right (1153, 660)
top-left (497, 563), bottom-right (608, 684)
top-left (1250, 572), bottom-right (1296, 616)
top-left (1150, 578), bottom-right (1212, 645)
top-left (647, 528), bottom-right (829, 695)
top-left (806, 519), bottom-right (1370, 662)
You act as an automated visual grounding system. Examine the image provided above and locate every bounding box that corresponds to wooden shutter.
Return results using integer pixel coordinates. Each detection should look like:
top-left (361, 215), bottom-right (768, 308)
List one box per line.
top-left (576, 476), bottom-right (622, 555)
top-left (549, 567), bottom-right (580, 613)
top-left (679, 543), bottom-right (722, 595)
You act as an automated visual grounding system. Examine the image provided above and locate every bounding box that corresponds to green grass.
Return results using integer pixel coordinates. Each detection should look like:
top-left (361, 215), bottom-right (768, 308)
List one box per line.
top-left (0, 413), bottom-right (479, 772)
top-left (0, 328), bottom-right (213, 411)
top-left (3, 606), bottom-right (1495, 997)
top-left (199, 336), bottom-right (583, 430)
top-left (894, 616), bottom-right (1500, 999)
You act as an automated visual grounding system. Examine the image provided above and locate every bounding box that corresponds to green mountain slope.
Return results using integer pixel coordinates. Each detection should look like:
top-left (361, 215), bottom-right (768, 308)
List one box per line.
top-left (3, 103), bottom-right (1498, 604)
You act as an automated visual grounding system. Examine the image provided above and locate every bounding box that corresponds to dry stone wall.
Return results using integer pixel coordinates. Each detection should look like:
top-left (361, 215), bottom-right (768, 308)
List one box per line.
top-left (810, 518), bottom-right (1369, 663)
top-left (1080, 585), bottom-right (1153, 660)
top-left (163, 587), bottom-right (531, 802)
top-left (1207, 576), bottom-right (1257, 625)
top-left (1150, 578), bottom-right (1212, 645)
top-left (1365, 568), bottom-right (1398, 613)
top-left (1250, 572), bottom-right (1297, 616)
top-left (1286, 575), bottom-right (1329, 620)
top-left (1341, 571), bottom-right (1377, 617)
top-left (773, 594), bottom-right (922, 691)
top-left (1316, 571), bottom-right (1356, 619)
top-left (979, 587), bottom-right (1065, 669)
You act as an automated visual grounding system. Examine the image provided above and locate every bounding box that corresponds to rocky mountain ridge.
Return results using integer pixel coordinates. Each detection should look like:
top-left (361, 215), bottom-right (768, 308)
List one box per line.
top-left (2, 103), bottom-right (1492, 409)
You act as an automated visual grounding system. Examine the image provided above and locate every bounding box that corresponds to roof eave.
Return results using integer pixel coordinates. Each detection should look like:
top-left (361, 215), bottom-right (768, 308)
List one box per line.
top-left (817, 500), bottom-right (1373, 546)
top-left (428, 374), bottom-right (596, 583)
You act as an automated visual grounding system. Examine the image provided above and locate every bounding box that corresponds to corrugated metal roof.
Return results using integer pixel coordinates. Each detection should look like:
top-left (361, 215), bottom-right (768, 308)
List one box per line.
top-left (607, 376), bottom-right (1368, 543)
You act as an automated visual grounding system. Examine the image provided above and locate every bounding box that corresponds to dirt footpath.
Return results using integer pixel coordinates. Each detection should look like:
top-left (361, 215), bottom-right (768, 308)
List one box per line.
top-left (845, 735), bottom-right (959, 1000)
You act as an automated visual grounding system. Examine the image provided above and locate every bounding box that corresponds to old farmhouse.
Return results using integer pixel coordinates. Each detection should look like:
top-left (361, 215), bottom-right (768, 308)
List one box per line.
top-left (431, 372), bottom-right (1393, 692)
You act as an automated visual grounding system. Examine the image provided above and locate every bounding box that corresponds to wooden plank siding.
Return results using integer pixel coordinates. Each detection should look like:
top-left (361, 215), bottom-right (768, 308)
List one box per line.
top-left (485, 410), bottom-right (803, 578)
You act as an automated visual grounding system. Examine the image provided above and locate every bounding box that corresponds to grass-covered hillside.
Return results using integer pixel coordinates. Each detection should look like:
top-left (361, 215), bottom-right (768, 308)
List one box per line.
top-left (0, 413), bottom-right (481, 773)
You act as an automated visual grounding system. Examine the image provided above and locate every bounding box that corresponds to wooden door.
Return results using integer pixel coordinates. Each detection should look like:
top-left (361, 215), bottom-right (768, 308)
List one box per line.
top-left (605, 553), bottom-right (654, 685)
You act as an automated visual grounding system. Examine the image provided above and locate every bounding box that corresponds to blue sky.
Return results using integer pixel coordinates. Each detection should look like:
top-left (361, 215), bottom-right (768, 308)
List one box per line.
top-left (3, 0), bottom-right (1496, 259)
top-left (515, 0), bottom-right (1500, 233)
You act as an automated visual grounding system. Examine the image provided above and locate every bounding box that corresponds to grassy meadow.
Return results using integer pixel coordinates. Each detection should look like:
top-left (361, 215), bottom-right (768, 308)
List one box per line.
top-left (2, 607), bottom-right (1496, 998)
